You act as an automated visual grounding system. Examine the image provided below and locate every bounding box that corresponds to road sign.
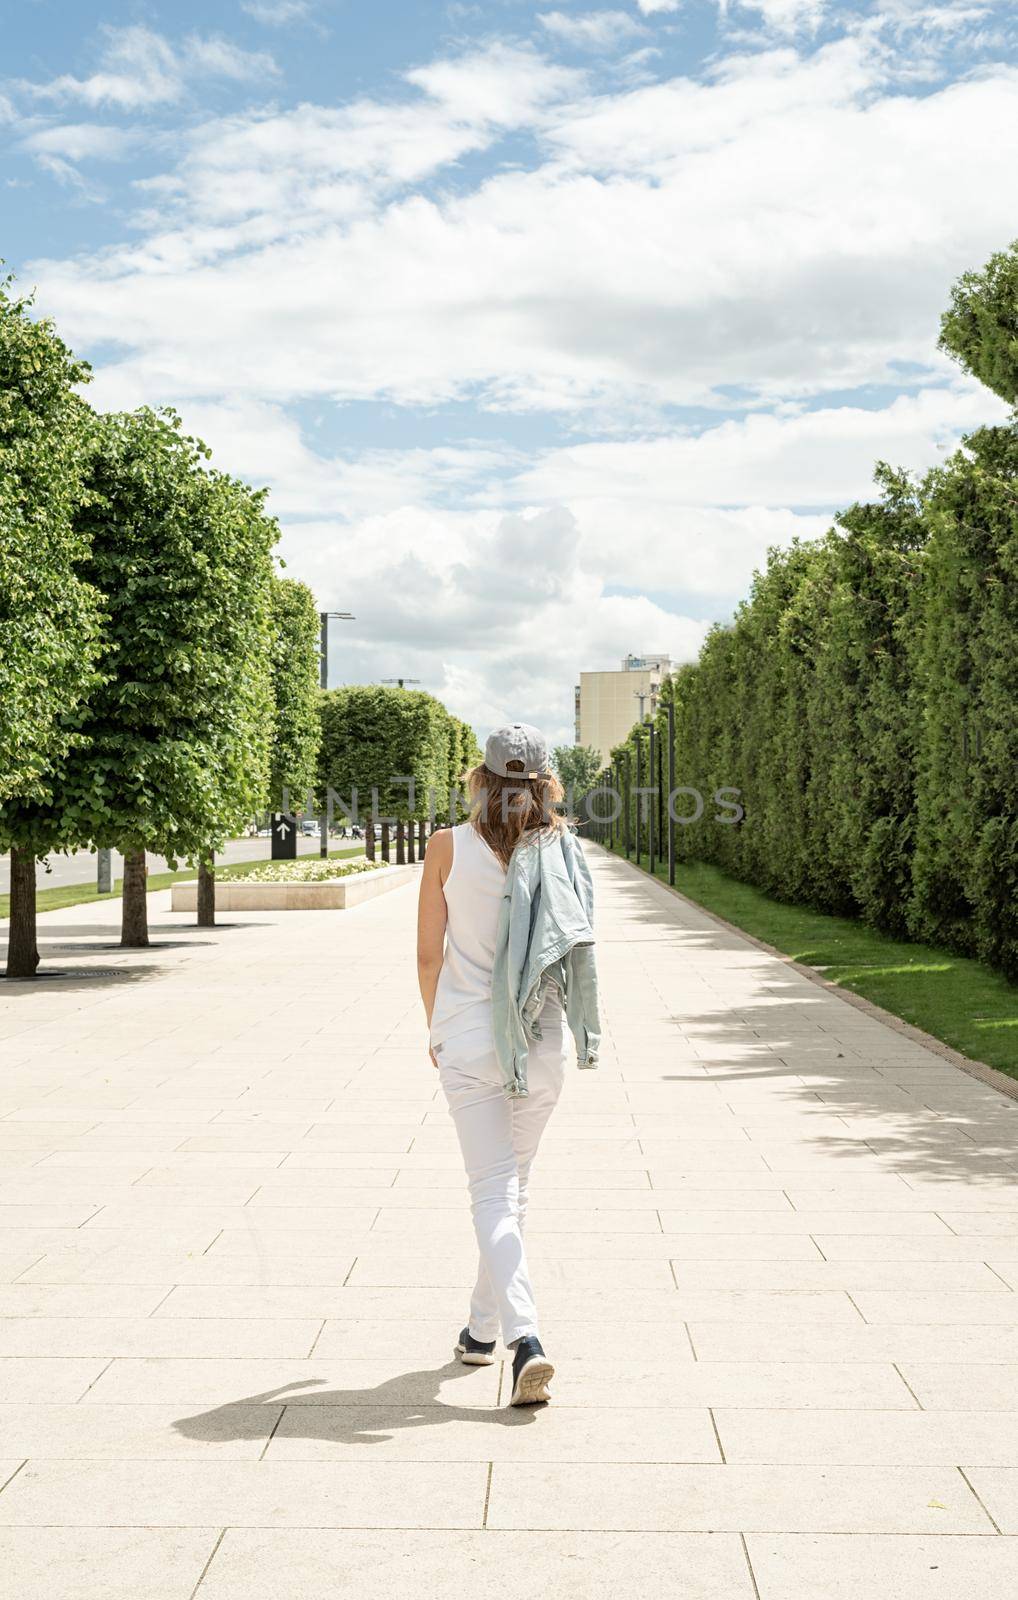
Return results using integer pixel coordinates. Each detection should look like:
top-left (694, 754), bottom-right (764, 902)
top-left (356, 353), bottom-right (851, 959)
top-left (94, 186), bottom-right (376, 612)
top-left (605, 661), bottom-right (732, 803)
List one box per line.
top-left (271, 813), bottom-right (297, 860)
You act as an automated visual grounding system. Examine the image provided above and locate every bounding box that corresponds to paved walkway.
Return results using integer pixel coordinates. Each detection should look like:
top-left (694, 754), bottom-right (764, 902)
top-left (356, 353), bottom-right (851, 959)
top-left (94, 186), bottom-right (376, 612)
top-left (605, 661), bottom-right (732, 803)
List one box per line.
top-left (2, 845), bottom-right (1018, 1598)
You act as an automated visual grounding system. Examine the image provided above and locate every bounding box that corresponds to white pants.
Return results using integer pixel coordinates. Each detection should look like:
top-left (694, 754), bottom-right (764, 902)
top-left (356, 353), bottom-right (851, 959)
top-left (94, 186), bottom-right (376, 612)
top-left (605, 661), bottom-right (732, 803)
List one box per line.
top-left (436, 999), bottom-right (567, 1348)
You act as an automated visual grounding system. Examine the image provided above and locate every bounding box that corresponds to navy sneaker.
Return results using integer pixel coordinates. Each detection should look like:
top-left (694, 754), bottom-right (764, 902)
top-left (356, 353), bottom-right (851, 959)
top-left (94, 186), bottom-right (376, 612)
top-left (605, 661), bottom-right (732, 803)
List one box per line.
top-left (455, 1326), bottom-right (496, 1366)
top-left (509, 1335), bottom-right (554, 1406)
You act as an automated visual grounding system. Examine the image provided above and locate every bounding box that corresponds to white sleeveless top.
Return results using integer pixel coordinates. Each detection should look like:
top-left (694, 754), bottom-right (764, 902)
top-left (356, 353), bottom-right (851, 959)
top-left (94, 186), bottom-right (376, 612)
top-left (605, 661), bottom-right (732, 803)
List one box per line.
top-left (429, 822), bottom-right (507, 1048)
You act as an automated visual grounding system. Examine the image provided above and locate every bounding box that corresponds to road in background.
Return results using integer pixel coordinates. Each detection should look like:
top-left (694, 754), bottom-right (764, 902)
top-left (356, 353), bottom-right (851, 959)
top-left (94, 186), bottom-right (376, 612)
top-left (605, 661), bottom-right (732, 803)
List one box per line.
top-left (0, 832), bottom-right (358, 894)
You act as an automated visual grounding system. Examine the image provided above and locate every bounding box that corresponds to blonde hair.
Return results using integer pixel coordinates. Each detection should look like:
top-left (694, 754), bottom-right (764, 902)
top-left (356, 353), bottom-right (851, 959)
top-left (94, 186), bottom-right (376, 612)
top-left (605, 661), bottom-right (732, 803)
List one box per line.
top-left (466, 761), bottom-right (565, 869)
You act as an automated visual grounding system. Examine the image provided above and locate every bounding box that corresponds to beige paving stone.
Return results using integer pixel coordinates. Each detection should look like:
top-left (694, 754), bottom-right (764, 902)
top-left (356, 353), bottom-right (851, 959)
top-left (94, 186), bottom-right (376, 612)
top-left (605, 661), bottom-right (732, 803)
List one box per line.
top-left (688, 1323), bottom-right (1018, 1364)
top-left (669, 1260), bottom-right (1005, 1292)
top-left (369, 1204), bottom-right (666, 1232)
top-left (812, 1233), bottom-right (1018, 1261)
top-left (346, 1254), bottom-right (676, 1288)
top-left (957, 1469), bottom-right (1018, 1532)
top-left (0, 1283), bottom-right (172, 1316)
top-left (715, 1407), bottom-right (1018, 1465)
top-left (0, 1313), bottom-right (325, 1359)
top-left (82, 1353), bottom-right (502, 1407)
top-left (485, 1462), bottom-right (992, 1532)
top-left (0, 1401), bottom-right (280, 1458)
top-left (900, 1364), bottom-right (1018, 1410)
top-left (516, 1359), bottom-right (913, 1409)
top-left (0, 1357), bottom-right (109, 1402)
top-left (745, 1533), bottom-right (1018, 1599)
top-left (850, 1290), bottom-right (1018, 1324)
top-left (0, 1457), bottom-right (487, 1528)
top-left (936, 1212), bottom-right (1018, 1235)
top-left (265, 1401), bottom-right (721, 1462)
top-left (197, 1528), bottom-right (756, 1600)
top-left (0, 1526), bottom-right (222, 1600)
top-left (6, 847), bottom-right (1018, 1584)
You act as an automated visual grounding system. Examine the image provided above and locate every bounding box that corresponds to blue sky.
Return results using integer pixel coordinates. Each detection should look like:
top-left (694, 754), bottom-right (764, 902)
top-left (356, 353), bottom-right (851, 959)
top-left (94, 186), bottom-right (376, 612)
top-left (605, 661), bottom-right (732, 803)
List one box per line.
top-left (3, 0), bottom-right (1016, 741)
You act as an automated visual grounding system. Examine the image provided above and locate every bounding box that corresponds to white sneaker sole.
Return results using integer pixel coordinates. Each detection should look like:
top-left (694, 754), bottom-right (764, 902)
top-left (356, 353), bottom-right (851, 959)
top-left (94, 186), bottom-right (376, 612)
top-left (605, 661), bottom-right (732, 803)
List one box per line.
top-left (509, 1355), bottom-right (554, 1406)
top-left (455, 1341), bottom-right (495, 1366)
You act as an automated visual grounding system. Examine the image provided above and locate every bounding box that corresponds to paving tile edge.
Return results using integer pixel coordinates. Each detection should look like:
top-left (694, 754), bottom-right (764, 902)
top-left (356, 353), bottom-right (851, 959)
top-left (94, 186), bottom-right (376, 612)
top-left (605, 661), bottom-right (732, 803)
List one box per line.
top-left (588, 844), bottom-right (1018, 1108)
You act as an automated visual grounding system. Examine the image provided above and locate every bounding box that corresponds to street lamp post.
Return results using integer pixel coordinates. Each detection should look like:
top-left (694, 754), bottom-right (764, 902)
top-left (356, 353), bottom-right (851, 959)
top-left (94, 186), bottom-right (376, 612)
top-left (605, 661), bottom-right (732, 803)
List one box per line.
top-left (319, 611), bottom-right (355, 692)
top-left (318, 610), bottom-right (354, 856)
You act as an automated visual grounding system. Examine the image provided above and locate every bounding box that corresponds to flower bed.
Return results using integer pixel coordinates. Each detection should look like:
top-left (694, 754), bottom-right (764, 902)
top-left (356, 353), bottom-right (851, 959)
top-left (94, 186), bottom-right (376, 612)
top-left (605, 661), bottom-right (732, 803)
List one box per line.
top-left (221, 858), bottom-right (380, 885)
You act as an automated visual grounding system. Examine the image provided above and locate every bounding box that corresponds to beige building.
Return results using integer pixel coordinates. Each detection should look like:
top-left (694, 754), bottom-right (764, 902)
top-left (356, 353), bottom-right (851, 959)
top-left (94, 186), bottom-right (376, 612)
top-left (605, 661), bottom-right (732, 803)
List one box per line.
top-left (575, 653), bottom-right (673, 767)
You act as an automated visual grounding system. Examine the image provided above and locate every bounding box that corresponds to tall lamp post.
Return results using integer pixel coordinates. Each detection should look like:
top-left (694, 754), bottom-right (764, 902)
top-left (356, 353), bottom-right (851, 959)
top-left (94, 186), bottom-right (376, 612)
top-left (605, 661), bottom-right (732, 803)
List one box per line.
top-left (318, 611), bottom-right (355, 856)
top-left (319, 611), bottom-right (355, 692)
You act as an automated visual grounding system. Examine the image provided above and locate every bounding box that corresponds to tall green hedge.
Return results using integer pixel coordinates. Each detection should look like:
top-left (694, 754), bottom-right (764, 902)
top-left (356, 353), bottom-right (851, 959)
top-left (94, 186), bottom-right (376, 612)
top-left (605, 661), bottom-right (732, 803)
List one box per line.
top-left (596, 245), bottom-right (1018, 981)
top-left (620, 434), bottom-right (1017, 979)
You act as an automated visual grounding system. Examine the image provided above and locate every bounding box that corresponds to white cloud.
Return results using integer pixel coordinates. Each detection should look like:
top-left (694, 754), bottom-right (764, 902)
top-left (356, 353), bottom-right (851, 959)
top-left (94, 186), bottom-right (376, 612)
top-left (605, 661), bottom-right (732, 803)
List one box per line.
top-left (183, 36), bottom-right (280, 82)
top-left (538, 11), bottom-right (646, 50)
top-left (17, 25), bottom-right (1018, 740)
top-left (30, 39), bottom-right (1018, 416)
top-left (26, 27), bottom-right (181, 109)
top-left (18, 123), bottom-right (133, 163)
top-left (241, 0), bottom-right (312, 22)
top-left (404, 42), bottom-right (582, 126)
top-left (721, 0), bottom-right (827, 31)
top-left (636, 0), bottom-right (682, 13)
top-left (20, 24), bottom-right (277, 111)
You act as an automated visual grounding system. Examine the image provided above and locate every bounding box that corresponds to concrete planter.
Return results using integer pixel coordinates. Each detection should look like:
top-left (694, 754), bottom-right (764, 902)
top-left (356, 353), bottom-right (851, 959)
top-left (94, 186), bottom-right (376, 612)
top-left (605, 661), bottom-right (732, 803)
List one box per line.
top-left (170, 863), bottom-right (418, 912)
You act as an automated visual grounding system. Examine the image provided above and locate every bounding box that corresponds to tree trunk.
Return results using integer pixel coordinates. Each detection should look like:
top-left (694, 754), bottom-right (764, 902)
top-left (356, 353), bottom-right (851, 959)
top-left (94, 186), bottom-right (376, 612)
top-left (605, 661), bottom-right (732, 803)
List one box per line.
top-left (406, 821), bottom-right (416, 864)
top-left (364, 821), bottom-right (375, 861)
top-left (197, 855), bottom-right (215, 928)
top-left (418, 820), bottom-right (426, 855)
top-left (121, 849), bottom-right (150, 947)
top-left (396, 820), bottom-right (406, 865)
top-left (381, 821), bottom-right (391, 863)
top-left (6, 847), bottom-right (39, 979)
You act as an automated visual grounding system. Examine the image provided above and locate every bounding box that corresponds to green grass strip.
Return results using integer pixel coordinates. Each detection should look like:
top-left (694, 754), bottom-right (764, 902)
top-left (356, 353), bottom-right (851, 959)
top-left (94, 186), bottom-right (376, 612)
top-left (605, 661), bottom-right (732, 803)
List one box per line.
top-left (0, 847), bottom-right (365, 920)
top-left (607, 842), bottom-right (1018, 1082)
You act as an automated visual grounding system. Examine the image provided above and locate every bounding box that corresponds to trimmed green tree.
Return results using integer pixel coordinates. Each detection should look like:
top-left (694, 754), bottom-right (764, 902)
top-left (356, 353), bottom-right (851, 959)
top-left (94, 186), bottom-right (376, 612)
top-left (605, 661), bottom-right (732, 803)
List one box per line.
top-left (268, 575), bottom-right (322, 814)
top-left (939, 239), bottom-right (1018, 405)
top-left (59, 408), bottom-right (276, 946)
top-left (553, 744), bottom-right (602, 803)
top-left (0, 282), bottom-right (105, 978)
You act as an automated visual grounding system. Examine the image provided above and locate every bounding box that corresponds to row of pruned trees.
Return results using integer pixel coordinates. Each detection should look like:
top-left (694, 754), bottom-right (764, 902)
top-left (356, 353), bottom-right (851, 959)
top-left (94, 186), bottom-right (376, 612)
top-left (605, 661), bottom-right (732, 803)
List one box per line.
top-left (599, 241), bottom-right (1018, 980)
top-left (317, 685), bottom-right (481, 861)
top-left (0, 279), bottom-right (322, 976)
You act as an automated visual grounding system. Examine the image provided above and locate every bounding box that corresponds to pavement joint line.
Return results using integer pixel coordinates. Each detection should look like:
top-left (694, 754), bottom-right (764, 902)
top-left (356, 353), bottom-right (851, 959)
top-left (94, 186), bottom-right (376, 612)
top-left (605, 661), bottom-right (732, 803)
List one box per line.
top-left (985, 1263), bottom-right (1014, 1289)
top-left (10, 1253), bottom-right (47, 1282)
top-left (306, 1318), bottom-right (328, 1358)
top-left (892, 1363), bottom-right (925, 1410)
top-left (708, 1407), bottom-right (727, 1463)
top-left (0, 1459), bottom-right (28, 1497)
top-left (739, 1532), bottom-right (764, 1599)
top-left (257, 1404), bottom-right (288, 1462)
top-left (73, 1357), bottom-right (115, 1401)
top-left (145, 1286), bottom-right (177, 1317)
top-left (957, 1466), bottom-right (1005, 1534)
top-left (186, 1527), bottom-right (227, 1600)
top-left (481, 1461), bottom-right (494, 1527)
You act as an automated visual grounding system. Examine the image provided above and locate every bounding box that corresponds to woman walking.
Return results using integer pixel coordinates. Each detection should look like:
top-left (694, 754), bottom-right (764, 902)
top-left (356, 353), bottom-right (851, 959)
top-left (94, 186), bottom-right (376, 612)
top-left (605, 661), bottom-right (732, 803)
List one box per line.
top-left (416, 723), bottom-right (601, 1407)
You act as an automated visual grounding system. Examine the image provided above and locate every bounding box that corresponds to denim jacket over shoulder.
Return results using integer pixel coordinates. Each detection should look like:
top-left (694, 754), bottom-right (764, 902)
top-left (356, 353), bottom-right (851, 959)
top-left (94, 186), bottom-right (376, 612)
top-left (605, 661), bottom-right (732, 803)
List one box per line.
top-left (491, 825), bottom-right (601, 1099)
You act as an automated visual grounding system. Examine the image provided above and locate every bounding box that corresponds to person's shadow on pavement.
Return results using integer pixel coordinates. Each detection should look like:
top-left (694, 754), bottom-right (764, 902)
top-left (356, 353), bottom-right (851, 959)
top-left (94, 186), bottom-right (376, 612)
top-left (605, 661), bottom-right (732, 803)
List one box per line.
top-left (174, 1359), bottom-right (540, 1448)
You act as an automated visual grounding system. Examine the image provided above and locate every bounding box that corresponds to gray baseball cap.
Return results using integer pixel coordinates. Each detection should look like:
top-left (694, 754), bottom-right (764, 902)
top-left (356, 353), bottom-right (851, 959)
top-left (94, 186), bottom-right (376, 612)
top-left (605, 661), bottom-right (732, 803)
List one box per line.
top-left (484, 722), bottom-right (550, 779)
